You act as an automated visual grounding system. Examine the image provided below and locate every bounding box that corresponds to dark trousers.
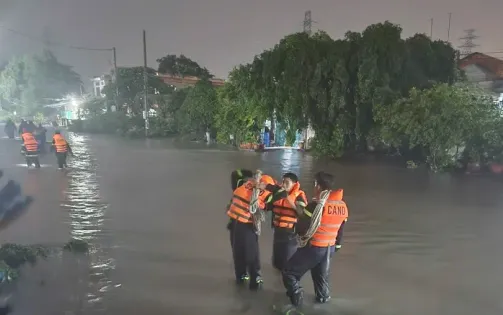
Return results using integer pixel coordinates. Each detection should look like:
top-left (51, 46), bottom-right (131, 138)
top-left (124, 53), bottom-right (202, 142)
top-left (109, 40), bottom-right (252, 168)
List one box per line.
top-left (229, 220), bottom-right (261, 281)
top-left (25, 155), bottom-right (40, 168)
top-left (56, 152), bottom-right (68, 168)
top-left (282, 244), bottom-right (336, 302)
top-left (272, 228), bottom-right (298, 271)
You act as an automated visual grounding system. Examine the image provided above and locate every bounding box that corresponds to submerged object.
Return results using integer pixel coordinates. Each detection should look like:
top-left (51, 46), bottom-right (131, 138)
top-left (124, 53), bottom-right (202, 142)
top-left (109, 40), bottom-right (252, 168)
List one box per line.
top-left (0, 171), bottom-right (33, 229)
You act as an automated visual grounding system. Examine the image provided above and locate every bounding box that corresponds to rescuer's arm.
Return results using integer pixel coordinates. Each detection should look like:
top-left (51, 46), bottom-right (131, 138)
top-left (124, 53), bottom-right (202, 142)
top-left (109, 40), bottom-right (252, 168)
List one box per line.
top-left (66, 143), bottom-right (74, 156)
top-left (302, 201), bottom-right (317, 216)
top-left (335, 219), bottom-right (347, 250)
top-left (225, 198), bottom-right (233, 229)
top-left (262, 184), bottom-right (288, 204)
top-left (292, 195), bottom-right (308, 216)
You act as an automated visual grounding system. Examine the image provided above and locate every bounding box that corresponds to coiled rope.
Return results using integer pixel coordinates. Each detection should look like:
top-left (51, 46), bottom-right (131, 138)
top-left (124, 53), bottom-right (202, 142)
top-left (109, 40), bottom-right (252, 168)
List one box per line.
top-left (297, 190), bottom-right (331, 248)
top-left (249, 170), bottom-right (266, 235)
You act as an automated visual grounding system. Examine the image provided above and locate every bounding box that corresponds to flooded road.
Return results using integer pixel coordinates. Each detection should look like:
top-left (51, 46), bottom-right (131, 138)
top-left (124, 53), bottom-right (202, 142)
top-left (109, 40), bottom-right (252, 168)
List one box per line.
top-left (2, 131), bottom-right (503, 315)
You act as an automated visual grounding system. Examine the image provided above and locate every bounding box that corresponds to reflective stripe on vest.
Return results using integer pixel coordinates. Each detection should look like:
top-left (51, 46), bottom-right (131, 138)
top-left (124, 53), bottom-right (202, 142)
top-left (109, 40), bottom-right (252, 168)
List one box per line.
top-left (226, 183), bottom-right (253, 224)
top-left (310, 199), bottom-right (348, 247)
top-left (272, 191), bottom-right (306, 229)
top-left (22, 133), bottom-right (38, 152)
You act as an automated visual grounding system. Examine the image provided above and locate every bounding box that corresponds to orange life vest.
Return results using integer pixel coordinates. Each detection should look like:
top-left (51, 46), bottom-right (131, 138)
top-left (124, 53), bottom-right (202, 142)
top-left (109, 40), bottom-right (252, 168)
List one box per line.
top-left (53, 134), bottom-right (68, 152)
top-left (21, 132), bottom-right (38, 152)
top-left (272, 185), bottom-right (307, 229)
top-left (310, 189), bottom-right (348, 247)
top-left (227, 180), bottom-right (266, 224)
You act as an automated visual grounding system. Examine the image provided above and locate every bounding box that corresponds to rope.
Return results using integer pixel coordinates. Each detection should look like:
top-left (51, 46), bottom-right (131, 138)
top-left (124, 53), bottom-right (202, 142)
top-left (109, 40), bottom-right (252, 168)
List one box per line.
top-left (297, 190), bottom-right (331, 248)
top-left (249, 170), bottom-right (266, 235)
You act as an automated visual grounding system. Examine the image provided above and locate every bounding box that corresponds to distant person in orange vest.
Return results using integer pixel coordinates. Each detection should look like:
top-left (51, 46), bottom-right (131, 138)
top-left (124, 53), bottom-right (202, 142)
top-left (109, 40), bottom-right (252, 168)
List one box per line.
top-left (20, 128), bottom-right (40, 169)
top-left (51, 131), bottom-right (73, 170)
top-left (282, 171), bottom-right (349, 307)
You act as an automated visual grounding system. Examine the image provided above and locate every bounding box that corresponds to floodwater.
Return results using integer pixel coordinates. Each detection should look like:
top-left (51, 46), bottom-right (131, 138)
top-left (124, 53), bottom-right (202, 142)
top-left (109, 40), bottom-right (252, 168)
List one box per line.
top-left (1, 129), bottom-right (503, 315)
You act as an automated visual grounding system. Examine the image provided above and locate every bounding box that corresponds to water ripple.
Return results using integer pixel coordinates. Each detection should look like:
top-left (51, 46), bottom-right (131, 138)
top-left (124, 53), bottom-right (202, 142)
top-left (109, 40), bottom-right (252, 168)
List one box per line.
top-left (60, 132), bottom-right (117, 313)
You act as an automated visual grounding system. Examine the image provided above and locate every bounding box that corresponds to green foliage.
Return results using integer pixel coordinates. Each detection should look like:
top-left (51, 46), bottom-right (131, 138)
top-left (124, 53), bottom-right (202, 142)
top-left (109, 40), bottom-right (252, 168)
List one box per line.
top-left (0, 240), bottom-right (89, 283)
top-left (33, 112), bottom-right (45, 124)
top-left (375, 83), bottom-right (502, 170)
top-left (81, 97), bottom-right (107, 118)
top-left (157, 54), bottom-right (213, 79)
top-left (101, 66), bottom-right (172, 114)
top-left (0, 50), bottom-right (81, 116)
top-left (81, 112), bottom-right (130, 134)
top-left (177, 79), bottom-right (218, 133)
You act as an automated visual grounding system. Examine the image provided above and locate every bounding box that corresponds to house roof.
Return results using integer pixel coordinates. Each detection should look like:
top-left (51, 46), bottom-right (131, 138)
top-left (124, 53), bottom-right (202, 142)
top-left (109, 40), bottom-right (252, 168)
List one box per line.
top-left (459, 52), bottom-right (503, 78)
top-left (156, 73), bottom-right (225, 88)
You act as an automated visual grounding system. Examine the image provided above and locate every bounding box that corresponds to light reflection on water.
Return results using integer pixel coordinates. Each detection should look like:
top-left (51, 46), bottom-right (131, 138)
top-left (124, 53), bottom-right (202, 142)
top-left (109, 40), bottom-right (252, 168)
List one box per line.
top-left (60, 132), bottom-right (117, 312)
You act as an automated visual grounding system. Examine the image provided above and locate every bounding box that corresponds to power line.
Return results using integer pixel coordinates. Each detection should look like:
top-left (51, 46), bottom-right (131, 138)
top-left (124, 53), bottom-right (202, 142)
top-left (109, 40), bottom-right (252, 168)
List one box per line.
top-left (0, 24), bottom-right (112, 52)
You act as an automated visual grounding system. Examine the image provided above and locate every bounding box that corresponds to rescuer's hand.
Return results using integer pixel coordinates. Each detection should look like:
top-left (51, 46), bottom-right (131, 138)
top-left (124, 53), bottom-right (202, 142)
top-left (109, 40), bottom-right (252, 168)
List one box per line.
top-left (258, 182), bottom-right (267, 190)
top-left (286, 198), bottom-right (296, 208)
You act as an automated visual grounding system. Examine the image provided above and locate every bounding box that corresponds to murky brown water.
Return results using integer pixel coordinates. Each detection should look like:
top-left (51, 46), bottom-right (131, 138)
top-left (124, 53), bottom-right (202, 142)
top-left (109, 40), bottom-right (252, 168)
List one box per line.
top-left (2, 130), bottom-right (503, 315)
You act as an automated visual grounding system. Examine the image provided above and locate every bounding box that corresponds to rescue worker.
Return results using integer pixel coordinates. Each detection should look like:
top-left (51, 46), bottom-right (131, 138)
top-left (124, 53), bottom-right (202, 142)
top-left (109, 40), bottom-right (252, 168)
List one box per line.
top-left (259, 172), bottom-right (307, 271)
top-left (20, 129), bottom-right (40, 169)
top-left (3, 119), bottom-right (16, 139)
top-left (35, 123), bottom-right (47, 153)
top-left (282, 171), bottom-right (348, 307)
top-left (227, 173), bottom-right (284, 290)
top-left (227, 169), bottom-right (254, 259)
top-left (51, 131), bottom-right (73, 169)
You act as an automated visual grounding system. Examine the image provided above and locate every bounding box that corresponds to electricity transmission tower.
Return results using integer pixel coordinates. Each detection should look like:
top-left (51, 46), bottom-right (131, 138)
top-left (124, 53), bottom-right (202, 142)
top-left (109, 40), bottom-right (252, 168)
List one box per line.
top-left (303, 10), bottom-right (313, 35)
top-left (459, 29), bottom-right (479, 57)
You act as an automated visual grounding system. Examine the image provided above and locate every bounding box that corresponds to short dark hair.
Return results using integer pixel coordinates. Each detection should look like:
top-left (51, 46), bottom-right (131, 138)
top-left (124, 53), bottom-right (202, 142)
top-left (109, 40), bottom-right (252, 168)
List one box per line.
top-left (231, 169), bottom-right (254, 190)
top-left (314, 171), bottom-right (334, 191)
top-left (283, 172), bottom-right (298, 183)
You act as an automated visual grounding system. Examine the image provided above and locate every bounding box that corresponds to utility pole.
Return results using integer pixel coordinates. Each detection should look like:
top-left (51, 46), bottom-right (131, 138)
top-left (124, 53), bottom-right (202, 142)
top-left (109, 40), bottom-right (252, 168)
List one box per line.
top-left (143, 30), bottom-right (149, 137)
top-left (113, 47), bottom-right (119, 112)
top-left (459, 29), bottom-right (479, 57)
top-left (447, 13), bottom-right (452, 42)
top-left (429, 18), bottom-right (433, 38)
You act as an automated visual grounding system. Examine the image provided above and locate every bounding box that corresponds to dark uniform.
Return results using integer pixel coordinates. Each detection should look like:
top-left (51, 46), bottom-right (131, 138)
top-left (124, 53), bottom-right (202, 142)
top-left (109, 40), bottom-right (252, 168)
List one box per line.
top-left (282, 189), bottom-right (348, 306)
top-left (226, 172), bottom-right (286, 290)
top-left (265, 183), bottom-right (307, 271)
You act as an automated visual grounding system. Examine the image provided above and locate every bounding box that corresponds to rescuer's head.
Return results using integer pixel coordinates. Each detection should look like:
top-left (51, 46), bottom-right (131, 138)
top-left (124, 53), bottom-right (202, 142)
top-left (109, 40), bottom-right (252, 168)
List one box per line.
top-left (231, 169), bottom-right (253, 190)
top-left (22, 128), bottom-right (27, 134)
top-left (282, 172), bottom-right (298, 192)
top-left (54, 130), bottom-right (61, 135)
top-left (314, 171), bottom-right (334, 195)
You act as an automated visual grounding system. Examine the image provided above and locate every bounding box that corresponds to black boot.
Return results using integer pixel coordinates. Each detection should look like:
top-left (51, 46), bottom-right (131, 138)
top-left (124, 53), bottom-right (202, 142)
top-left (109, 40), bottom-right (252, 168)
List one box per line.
top-left (315, 296), bottom-right (331, 303)
top-left (249, 276), bottom-right (263, 291)
top-left (289, 290), bottom-right (304, 307)
top-left (235, 273), bottom-right (250, 286)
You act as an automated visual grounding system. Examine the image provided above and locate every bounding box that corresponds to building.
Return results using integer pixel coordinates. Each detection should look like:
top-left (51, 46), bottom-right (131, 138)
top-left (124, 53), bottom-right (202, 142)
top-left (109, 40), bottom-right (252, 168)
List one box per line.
top-left (459, 52), bottom-right (503, 93)
top-left (91, 75), bottom-right (112, 97)
top-left (156, 73), bottom-right (225, 89)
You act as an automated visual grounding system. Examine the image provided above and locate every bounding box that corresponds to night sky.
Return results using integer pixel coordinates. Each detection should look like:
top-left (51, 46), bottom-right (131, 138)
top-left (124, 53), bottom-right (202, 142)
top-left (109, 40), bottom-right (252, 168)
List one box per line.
top-left (1, 0), bottom-right (502, 86)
